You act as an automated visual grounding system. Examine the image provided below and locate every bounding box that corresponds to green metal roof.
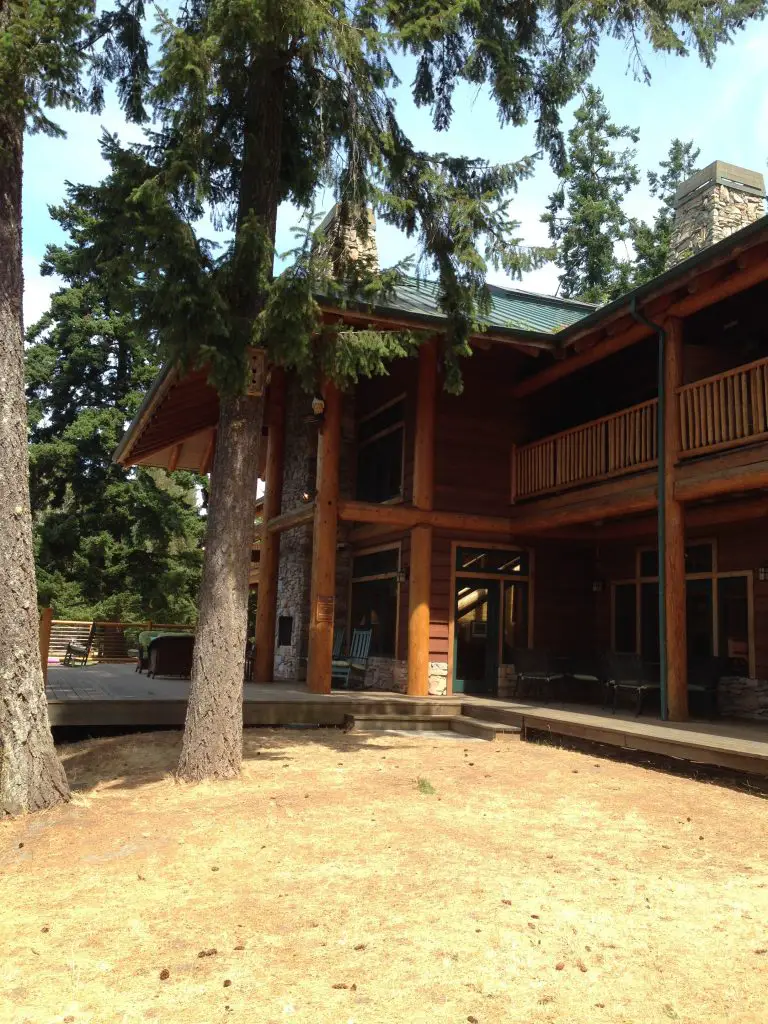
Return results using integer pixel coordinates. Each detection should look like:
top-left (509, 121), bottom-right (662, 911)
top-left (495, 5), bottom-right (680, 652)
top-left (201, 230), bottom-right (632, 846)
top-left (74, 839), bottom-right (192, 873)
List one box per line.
top-left (381, 277), bottom-right (594, 335)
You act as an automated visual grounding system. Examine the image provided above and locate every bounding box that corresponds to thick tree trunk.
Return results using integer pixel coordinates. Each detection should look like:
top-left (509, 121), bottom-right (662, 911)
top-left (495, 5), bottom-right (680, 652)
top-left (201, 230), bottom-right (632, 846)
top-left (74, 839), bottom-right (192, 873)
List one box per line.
top-left (177, 393), bottom-right (264, 780)
top-left (0, 99), bottom-right (69, 814)
top-left (176, 50), bottom-right (286, 781)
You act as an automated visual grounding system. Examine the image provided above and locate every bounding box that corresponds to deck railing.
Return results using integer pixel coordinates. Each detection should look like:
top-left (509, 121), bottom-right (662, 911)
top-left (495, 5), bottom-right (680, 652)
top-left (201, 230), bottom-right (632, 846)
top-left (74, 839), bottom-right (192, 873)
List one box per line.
top-left (513, 399), bottom-right (658, 501)
top-left (679, 354), bottom-right (768, 457)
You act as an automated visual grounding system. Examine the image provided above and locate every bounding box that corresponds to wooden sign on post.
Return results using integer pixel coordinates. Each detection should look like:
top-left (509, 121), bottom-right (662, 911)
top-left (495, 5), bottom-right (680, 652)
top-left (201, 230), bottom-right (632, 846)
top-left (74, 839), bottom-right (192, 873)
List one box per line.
top-left (315, 595), bottom-right (335, 625)
top-left (247, 348), bottom-right (268, 397)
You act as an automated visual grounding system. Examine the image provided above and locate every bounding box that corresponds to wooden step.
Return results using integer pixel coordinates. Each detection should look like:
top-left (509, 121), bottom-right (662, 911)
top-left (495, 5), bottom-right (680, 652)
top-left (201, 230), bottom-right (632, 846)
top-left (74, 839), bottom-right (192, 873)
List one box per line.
top-left (452, 716), bottom-right (522, 741)
top-left (461, 705), bottom-right (525, 729)
top-left (344, 714), bottom-right (459, 733)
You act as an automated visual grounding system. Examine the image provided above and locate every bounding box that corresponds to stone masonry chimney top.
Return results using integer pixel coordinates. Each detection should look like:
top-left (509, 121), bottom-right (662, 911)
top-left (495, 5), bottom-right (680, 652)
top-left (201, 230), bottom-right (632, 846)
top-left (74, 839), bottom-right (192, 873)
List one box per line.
top-left (667, 160), bottom-right (766, 269)
top-left (317, 204), bottom-right (378, 279)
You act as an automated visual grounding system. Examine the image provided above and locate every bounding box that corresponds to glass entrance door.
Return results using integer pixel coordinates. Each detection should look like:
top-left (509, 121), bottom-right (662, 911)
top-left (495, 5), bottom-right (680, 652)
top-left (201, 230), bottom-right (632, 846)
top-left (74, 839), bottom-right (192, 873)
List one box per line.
top-left (453, 577), bottom-right (500, 695)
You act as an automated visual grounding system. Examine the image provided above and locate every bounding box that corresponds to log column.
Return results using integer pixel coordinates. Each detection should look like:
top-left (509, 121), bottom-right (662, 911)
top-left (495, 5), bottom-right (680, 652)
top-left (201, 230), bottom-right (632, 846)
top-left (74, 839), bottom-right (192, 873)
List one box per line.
top-left (663, 317), bottom-right (688, 720)
top-left (408, 339), bottom-right (438, 696)
top-left (254, 367), bottom-right (286, 682)
top-left (306, 380), bottom-right (342, 694)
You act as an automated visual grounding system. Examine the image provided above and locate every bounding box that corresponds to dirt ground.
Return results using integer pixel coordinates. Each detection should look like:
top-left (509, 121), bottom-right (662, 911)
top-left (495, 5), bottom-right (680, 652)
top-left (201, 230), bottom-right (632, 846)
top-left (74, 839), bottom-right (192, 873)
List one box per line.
top-left (2, 729), bottom-right (768, 1024)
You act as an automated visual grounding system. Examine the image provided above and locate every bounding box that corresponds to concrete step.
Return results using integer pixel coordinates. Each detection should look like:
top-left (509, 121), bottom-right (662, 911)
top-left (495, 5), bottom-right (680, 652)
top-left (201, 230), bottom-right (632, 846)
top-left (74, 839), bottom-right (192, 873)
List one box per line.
top-left (344, 713), bottom-right (459, 733)
top-left (452, 716), bottom-right (522, 741)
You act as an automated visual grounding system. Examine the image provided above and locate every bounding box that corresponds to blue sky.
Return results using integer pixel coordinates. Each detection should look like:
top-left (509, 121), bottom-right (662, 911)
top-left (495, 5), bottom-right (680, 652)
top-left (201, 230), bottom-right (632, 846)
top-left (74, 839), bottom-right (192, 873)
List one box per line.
top-left (22, 19), bottom-right (768, 327)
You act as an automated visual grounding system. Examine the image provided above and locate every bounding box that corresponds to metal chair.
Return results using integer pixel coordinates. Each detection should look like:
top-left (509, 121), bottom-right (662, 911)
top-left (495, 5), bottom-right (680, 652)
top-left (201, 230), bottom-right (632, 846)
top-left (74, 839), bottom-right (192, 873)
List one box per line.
top-left (513, 648), bottom-right (565, 703)
top-left (603, 652), bottom-right (660, 716)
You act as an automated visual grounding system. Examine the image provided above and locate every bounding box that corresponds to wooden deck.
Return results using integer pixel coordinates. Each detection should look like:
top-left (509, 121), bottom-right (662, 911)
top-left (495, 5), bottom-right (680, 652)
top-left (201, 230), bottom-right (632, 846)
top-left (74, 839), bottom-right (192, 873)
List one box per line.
top-left (46, 664), bottom-right (768, 776)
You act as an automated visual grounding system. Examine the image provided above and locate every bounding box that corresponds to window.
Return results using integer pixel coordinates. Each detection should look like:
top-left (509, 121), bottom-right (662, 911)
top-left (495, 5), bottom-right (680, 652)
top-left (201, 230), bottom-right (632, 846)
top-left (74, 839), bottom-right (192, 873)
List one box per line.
top-left (277, 616), bottom-right (293, 647)
top-left (612, 541), bottom-right (753, 675)
top-left (718, 576), bottom-right (750, 674)
top-left (456, 547), bottom-right (529, 575)
top-left (355, 399), bottom-right (405, 503)
top-left (349, 545), bottom-right (400, 657)
top-left (613, 583), bottom-right (637, 653)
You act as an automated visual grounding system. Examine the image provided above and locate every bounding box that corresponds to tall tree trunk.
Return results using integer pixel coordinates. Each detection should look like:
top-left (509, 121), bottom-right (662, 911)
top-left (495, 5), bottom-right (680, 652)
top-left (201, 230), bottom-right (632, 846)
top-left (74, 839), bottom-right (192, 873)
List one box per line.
top-left (0, 96), bottom-right (70, 814)
top-left (177, 392), bottom-right (263, 780)
top-left (177, 52), bottom-right (285, 781)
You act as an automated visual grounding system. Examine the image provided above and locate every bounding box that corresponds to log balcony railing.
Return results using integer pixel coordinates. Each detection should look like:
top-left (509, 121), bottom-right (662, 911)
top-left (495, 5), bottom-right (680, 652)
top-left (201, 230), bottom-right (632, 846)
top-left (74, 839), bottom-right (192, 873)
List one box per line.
top-left (511, 354), bottom-right (768, 501)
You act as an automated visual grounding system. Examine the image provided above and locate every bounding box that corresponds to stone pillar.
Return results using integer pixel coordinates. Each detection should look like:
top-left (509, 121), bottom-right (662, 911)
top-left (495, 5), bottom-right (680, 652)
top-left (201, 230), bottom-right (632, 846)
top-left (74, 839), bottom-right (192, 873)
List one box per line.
top-left (273, 375), bottom-right (316, 681)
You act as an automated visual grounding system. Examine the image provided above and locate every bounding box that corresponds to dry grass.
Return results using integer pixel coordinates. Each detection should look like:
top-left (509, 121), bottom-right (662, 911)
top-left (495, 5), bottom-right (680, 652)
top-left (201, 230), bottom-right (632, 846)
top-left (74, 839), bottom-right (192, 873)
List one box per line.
top-left (2, 728), bottom-right (768, 1024)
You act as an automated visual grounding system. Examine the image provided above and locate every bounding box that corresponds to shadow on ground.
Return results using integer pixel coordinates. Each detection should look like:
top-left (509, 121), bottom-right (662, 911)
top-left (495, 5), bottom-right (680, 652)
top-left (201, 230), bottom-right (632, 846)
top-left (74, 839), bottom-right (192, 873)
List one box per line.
top-left (58, 726), bottom-right (413, 793)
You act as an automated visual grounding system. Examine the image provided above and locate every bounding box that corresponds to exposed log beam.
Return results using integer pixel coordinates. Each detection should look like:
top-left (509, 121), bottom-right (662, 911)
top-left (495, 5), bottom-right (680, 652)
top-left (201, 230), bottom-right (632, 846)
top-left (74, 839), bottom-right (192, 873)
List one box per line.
top-left (266, 502), bottom-right (316, 535)
top-left (201, 429), bottom-right (217, 476)
top-left (167, 443), bottom-right (181, 473)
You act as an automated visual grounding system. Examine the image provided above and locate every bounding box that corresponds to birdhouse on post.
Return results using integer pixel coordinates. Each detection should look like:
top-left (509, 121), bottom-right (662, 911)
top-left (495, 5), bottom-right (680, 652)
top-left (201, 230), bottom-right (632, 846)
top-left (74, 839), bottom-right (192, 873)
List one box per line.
top-left (247, 348), bottom-right (268, 397)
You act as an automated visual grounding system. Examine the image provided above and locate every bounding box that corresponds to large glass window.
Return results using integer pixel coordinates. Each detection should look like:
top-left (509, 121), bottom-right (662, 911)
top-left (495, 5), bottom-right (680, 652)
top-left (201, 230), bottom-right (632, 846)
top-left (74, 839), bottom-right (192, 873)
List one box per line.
top-left (613, 583), bottom-right (637, 653)
top-left (501, 580), bottom-right (529, 663)
top-left (612, 542), bottom-right (753, 675)
top-left (355, 400), bottom-right (404, 503)
top-left (718, 576), bottom-right (750, 674)
top-left (349, 546), bottom-right (400, 657)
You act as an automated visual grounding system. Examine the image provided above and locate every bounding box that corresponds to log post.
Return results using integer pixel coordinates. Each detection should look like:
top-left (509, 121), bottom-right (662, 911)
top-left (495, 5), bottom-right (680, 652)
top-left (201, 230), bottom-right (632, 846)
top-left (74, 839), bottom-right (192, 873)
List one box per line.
top-left (664, 317), bottom-right (688, 720)
top-left (254, 367), bottom-right (287, 682)
top-left (306, 380), bottom-right (342, 694)
top-left (39, 607), bottom-right (53, 684)
top-left (408, 338), bottom-right (437, 696)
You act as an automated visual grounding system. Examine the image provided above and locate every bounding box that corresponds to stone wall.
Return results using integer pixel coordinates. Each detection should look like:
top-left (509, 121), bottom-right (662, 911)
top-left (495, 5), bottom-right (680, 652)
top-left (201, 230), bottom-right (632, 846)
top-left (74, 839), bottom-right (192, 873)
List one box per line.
top-left (718, 677), bottom-right (768, 720)
top-left (428, 661), bottom-right (448, 696)
top-left (668, 175), bottom-right (765, 268)
top-left (361, 656), bottom-right (408, 693)
top-left (274, 377), bottom-right (316, 681)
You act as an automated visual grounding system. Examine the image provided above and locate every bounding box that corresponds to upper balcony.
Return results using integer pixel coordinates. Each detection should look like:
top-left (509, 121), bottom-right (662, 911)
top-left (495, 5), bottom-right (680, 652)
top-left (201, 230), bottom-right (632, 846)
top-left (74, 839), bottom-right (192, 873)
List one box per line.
top-left (511, 354), bottom-right (768, 502)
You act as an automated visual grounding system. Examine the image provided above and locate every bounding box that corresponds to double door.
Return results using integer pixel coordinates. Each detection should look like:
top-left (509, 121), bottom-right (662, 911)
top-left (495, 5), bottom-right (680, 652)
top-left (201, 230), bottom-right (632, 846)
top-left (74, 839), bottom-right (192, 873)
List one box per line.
top-left (453, 576), bottom-right (528, 695)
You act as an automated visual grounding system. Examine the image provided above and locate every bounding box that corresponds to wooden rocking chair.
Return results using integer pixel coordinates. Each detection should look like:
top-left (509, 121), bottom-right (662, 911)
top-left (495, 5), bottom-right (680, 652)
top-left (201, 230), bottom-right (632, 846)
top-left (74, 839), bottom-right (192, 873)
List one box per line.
top-left (331, 628), bottom-right (372, 690)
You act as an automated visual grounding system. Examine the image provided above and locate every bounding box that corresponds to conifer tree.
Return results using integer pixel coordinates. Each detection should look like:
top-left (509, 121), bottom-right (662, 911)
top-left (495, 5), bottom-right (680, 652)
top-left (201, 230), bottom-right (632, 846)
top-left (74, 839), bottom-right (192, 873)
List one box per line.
top-left (0, 0), bottom-right (147, 814)
top-left (77, 0), bottom-right (768, 781)
top-left (543, 86), bottom-right (640, 304)
top-left (26, 190), bottom-right (205, 624)
top-left (630, 139), bottom-right (701, 283)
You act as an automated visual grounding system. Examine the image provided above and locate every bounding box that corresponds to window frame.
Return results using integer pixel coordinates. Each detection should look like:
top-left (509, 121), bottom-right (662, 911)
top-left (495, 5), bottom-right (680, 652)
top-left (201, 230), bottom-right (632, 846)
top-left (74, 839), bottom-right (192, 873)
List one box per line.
top-left (355, 395), bottom-right (406, 505)
top-left (348, 541), bottom-right (402, 659)
top-left (611, 540), bottom-right (755, 676)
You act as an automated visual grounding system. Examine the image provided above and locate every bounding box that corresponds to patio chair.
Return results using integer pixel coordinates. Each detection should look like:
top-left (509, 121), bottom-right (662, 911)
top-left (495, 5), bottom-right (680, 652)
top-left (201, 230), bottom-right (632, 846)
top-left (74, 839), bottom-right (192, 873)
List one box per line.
top-left (147, 633), bottom-right (195, 679)
top-left (63, 624), bottom-right (94, 667)
top-left (688, 656), bottom-right (727, 718)
top-left (333, 626), bottom-right (345, 660)
top-left (512, 648), bottom-right (565, 703)
top-left (562, 652), bottom-right (604, 703)
top-left (603, 652), bottom-right (660, 716)
top-left (244, 641), bottom-right (255, 683)
top-left (332, 628), bottom-right (372, 690)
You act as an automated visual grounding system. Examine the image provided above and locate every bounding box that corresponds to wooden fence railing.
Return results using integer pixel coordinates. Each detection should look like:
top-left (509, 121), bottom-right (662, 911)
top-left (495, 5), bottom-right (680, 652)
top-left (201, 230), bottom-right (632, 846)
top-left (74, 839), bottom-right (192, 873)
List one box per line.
top-left (679, 354), bottom-right (768, 456)
top-left (44, 617), bottom-right (194, 668)
top-left (513, 399), bottom-right (658, 500)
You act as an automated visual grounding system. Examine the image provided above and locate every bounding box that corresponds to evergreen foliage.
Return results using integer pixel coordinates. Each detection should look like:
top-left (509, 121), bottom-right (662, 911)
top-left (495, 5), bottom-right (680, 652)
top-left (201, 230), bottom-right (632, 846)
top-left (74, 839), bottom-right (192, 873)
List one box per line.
top-left (629, 139), bottom-right (701, 283)
top-left (543, 86), bottom-right (640, 305)
top-left (26, 191), bottom-right (205, 622)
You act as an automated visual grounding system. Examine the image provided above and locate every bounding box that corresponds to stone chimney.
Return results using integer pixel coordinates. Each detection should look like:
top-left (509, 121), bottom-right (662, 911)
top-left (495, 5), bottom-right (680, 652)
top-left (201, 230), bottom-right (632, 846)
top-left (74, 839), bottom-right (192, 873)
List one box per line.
top-left (317, 203), bottom-right (378, 278)
top-left (667, 161), bottom-right (766, 268)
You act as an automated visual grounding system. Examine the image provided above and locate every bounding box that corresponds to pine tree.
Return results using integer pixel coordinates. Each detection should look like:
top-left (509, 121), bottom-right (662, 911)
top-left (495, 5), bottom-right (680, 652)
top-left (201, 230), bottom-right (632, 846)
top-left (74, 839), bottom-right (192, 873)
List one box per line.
top-left (629, 140), bottom-right (701, 283)
top-left (0, 0), bottom-right (148, 814)
top-left (26, 189), bottom-right (205, 625)
top-left (543, 86), bottom-right (640, 304)
top-left (77, 0), bottom-right (768, 781)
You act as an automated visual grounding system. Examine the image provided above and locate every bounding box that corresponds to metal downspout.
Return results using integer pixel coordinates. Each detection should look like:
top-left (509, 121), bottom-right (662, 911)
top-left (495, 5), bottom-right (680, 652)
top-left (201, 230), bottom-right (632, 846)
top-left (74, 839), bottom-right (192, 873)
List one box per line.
top-left (629, 298), bottom-right (669, 721)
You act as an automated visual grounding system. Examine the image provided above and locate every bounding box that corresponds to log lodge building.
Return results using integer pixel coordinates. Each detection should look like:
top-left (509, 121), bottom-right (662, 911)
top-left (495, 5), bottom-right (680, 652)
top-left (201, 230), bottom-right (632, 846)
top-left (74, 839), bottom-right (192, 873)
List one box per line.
top-left (116, 160), bottom-right (768, 723)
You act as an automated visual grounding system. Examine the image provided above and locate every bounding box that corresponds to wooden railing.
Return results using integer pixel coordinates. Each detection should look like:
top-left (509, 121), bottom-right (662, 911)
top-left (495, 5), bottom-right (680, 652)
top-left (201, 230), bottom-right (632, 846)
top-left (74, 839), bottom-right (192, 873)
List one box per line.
top-left (679, 354), bottom-right (768, 456)
top-left (513, 399), bottom-right (658, 500)
top-left (45, 618), bottom-right (194, 666)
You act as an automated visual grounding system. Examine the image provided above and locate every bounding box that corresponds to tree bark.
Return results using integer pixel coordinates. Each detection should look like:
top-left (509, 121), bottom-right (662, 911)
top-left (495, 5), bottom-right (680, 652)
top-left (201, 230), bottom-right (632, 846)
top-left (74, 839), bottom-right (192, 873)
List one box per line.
top-left (177, 51), bottom-right (285, 780)
top-left (0, 91), bottom-right (70, 814)
top-left (177, 392), bottom-right (264, 780)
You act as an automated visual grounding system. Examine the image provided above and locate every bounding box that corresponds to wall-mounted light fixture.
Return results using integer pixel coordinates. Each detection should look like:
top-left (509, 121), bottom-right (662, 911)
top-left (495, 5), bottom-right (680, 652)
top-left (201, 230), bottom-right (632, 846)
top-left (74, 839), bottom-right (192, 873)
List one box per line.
top-left (757, 565), bottom-right (768, 582)
top-left (396, 568), bottom-right (409, 584)
top-left (591, 579), bottom-right (605, 593)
